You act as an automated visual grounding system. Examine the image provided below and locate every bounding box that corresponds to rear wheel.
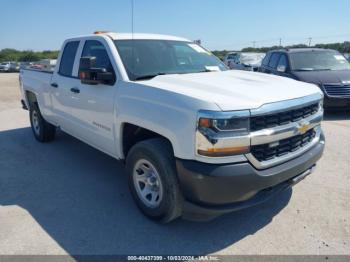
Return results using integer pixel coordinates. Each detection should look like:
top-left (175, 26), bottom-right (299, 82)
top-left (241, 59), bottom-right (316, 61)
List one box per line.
top-left (29, 103), bottom-right (56, 142)
top-left (126, 138), bottom-right (183, 223)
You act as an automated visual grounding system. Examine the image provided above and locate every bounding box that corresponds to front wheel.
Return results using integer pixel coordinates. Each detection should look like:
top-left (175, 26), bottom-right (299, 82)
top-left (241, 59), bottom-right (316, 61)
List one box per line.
top-left (29, 103), bottom-right (56, 142)
top-left (126, 138), bottom-right (183, 223)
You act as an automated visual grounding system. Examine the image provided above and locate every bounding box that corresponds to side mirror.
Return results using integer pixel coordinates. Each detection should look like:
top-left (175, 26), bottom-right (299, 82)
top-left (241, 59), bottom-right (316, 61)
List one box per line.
top-left (78, 57), bottom-right (115, 85)
top-left (277, 65), bottom-right (287, 73)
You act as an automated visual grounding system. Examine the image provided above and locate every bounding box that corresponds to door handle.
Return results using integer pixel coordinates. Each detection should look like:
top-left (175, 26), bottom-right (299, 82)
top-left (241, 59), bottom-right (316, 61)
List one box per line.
top-left (70, 87), bottom-right (80, 94)
top-left (51, 83), bottom-right (58, 88)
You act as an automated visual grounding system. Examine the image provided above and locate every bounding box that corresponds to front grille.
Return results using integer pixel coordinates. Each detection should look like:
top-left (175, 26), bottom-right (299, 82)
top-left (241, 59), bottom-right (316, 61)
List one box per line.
top-left (324, 84), bottom-right (350, 97)
top-left (250, 103), bottom-right (319, 132)
top-left (251, 129), bottom-right (316, 162)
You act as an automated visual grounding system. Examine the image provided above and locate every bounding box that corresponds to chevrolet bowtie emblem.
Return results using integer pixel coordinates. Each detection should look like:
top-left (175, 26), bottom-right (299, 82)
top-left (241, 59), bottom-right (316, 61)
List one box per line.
top-left (298, 121), bottom-right (310, 135)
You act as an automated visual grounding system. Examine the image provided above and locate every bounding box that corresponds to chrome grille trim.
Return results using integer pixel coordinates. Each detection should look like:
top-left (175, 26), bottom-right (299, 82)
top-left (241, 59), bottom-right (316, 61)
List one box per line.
top-left (246, 126), bottom-right (322, 170)
top-left (250, 109), bottom-right (323, 146)
top-left (323, 84), bottom-right (350, 97)
top-left (251, 129), bottom-right (316, 162)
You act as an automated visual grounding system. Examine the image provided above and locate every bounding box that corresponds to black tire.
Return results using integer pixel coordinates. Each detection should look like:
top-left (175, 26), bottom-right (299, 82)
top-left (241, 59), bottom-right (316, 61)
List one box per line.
top-left (126, 138), bottom-right (183, 223)
top-left (29, 103), bottom-right (56, 142)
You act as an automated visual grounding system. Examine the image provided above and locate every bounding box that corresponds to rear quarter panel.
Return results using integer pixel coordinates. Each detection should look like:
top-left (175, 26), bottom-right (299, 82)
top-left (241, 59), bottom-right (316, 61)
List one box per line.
top-left (20, 69), bottom-right (54, 120)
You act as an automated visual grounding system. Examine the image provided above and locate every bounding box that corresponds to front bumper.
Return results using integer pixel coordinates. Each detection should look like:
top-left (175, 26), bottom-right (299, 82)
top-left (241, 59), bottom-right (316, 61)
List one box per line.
top-left (324, 96), bottom-right (350, 109)
top-left (176, 134), bottom-right (325, 221)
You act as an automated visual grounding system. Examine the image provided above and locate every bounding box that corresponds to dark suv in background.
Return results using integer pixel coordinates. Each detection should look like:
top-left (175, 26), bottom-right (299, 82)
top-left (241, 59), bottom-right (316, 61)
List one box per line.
top-left (259, 48), bottom-right (350, 109)
top-left (344, 53), bottom-right (350, 62)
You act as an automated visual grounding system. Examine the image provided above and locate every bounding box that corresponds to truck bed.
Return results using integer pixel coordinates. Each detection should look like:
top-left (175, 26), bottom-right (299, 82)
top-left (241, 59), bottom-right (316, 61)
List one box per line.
top-left (19, 68), bottom-right (53, 112)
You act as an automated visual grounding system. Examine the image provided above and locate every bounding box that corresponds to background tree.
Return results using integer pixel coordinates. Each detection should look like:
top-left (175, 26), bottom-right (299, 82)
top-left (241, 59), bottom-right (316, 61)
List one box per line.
top-left (0, 49), bottom-right (59, 62)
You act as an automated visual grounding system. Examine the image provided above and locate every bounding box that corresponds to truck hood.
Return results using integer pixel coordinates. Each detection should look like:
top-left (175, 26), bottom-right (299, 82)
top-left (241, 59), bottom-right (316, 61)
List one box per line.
top-left (139, 70), bottom-right (322, 111)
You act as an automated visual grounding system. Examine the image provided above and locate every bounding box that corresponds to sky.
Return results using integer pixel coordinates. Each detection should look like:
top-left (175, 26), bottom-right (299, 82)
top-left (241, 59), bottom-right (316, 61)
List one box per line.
top-left (1, 0), bottom-right (350, 51)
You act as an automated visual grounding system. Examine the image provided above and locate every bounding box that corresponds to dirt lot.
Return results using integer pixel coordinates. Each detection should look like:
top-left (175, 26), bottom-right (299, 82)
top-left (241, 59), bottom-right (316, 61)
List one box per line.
top-left (0, 73), bottom-right (349, 255)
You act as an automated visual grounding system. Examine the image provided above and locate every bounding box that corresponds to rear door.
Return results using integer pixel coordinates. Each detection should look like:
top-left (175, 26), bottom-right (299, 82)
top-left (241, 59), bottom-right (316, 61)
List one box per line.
top-left (50, 40), bottom-right (81, 130)
top-left (69, 39), bottom-right (117, 156)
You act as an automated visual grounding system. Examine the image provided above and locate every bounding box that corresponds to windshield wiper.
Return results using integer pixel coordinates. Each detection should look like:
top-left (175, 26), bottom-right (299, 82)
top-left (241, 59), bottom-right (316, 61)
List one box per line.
top-left (294, 68), bottom-right (314, 71)
top-left (295, 68), bottom-right (332, 72)
top-left (134, 68), bottom-right (221, 80)
top-left (134, 73), bottom-right (167, 81)
top-left (194, 68), bottom-right (221, 73)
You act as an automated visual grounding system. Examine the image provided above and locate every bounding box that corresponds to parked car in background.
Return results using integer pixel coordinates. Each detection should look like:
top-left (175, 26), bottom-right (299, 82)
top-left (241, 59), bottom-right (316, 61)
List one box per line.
top-left (0, 61), bottom-right (20, 72)
top-left (0, 62), bottom-right (11, 72)
top-left (30, 64), bottom-right (46, 70)
top-left (39, 59), bottom-right (57, 71)
top-left (19, 62), bottom-right (33, 70)
top-left (260, 48), bottom-right (350, 109)
top-left (224, 52), bottom-right (265, 71)
top-left (25, 60), bottom-right (57, 72)
top-left (12, 62), bottom-right (20, 72)
top-left (223, 52), bottom-right (240, 68)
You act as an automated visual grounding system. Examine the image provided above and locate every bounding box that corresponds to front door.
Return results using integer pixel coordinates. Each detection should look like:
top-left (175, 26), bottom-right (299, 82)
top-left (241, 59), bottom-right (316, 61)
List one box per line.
top-left (69, 39), bottom-right (117, 156)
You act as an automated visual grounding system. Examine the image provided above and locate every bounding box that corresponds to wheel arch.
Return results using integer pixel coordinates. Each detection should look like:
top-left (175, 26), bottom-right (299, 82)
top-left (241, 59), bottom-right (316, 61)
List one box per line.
top-left (120, 122), bottom-right (175, 160)
top-left (25, 90), bottom-right (38, 109)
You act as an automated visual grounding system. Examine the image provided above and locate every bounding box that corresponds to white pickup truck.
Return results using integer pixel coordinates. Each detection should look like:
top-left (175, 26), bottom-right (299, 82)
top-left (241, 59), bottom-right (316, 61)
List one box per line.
top-left (19, 32), bottom-right (325, 223)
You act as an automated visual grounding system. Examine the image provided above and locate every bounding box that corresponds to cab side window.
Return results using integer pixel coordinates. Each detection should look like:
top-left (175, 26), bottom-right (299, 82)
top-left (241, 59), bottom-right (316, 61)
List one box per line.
top-left (59, 41), bottom-right (79, 77)
top-left (268, 53), bottom-right (280, 69)
top-left (82, 40), bottom-right (114, 74)
top-left (277, 54), bottom-right (288, 69)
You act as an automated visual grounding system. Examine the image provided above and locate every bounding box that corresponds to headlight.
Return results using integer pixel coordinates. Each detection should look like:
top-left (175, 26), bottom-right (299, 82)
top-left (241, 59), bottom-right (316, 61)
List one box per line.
top-left (319, 99), bottom-right (324, 111)
top-left (199, 117), bottom-right (249, 133)
top-left (196, 110), bottom-right (250, 157)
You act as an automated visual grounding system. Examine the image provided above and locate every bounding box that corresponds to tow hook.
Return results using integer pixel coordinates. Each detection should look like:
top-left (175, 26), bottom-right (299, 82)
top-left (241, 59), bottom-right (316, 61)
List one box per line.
top-left (291, 165), bottom-right (316, 186)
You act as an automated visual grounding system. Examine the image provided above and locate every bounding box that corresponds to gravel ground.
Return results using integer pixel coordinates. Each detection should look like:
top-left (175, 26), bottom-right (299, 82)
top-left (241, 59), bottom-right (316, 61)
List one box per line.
top-left (0, 73), bottom-right (349, 255)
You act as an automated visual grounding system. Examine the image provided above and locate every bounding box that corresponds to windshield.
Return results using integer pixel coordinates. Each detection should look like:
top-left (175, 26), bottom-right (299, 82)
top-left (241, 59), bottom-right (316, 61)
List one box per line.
top-left (227, 53), bottom-right (239, 60)
top-left (114, 40), bottom-right (227, 80)
top-left (290, 51), bottom-right (350, 71)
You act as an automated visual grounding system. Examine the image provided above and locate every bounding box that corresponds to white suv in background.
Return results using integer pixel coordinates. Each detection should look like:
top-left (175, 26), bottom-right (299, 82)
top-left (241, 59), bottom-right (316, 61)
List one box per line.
top-left (224, 52), bottom-right (265, 71)
top-left (0, 61), bottom-right (20, 72)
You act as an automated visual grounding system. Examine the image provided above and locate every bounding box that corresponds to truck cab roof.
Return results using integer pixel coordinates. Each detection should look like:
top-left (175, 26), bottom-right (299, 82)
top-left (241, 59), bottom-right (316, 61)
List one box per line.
top-left (271, 48), bottom-right (336, 54)
top-left (71, 32), bottom-right (191, 42)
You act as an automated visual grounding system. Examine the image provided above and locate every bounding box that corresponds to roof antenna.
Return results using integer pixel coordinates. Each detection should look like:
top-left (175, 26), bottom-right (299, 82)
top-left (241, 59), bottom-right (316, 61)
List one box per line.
top-left (131, 0), bottom-right (134, 39)
top-left (131, 0), bottom-right (135, 71)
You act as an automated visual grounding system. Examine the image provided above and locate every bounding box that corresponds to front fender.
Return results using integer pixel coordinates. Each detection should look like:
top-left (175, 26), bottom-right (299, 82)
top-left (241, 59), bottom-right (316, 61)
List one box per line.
top-left (114, 82), bottom-right (219, 160)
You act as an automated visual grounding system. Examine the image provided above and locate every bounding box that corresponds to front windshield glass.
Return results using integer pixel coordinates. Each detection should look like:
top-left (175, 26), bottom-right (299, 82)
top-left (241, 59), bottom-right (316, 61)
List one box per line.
top-left (114, 40), bottom-right (227, 80)
top-left (290, 51), bottom-right (350, 71)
